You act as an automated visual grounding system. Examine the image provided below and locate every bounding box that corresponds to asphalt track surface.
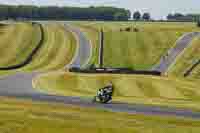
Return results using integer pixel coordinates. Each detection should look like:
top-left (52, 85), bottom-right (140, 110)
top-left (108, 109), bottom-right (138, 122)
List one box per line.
top-left (64, 23), bottom-right (91, 68)
top-left (0, 23), bottom-right (200, 119)
top-left (153, 32), bottom-right (200, 73)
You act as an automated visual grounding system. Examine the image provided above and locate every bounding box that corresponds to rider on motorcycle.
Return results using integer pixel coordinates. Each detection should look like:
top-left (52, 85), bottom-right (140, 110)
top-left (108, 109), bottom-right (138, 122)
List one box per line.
top-left (93, 82), bottom-right (114, 103)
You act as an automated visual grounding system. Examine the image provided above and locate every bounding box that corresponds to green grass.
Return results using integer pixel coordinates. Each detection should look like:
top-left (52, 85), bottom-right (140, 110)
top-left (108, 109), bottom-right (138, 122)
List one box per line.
top-left (73, 22), bottom-right (200, 69)
top-left (1, 97), bottom-right (200, 133)
top-left (34, 72), bottom-right (200, 110)
top-left (168, 37), bottom-right (200, 77)
top-left (0, 22), bottom-right (41, 67)
top-left (21, 23), bottom-right (76, 72)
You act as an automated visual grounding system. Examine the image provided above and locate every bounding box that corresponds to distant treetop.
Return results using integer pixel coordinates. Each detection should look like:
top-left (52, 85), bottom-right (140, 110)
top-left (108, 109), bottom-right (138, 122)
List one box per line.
top-left (142, 12), bottom-right (151, 21)
top-left (133, 11), bottom-right (141, 20)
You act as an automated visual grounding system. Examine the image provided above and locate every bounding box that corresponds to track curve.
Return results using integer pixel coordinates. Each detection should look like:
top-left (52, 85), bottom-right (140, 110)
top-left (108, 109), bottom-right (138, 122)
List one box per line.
top-left (64, 23), bottom-right (92, 68)
top-left (153, 32), bottom-right (200, 74)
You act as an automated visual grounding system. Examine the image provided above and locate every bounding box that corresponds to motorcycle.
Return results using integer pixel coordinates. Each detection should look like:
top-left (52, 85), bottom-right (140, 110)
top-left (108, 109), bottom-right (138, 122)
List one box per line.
top-left (92, 83), bottom-right (114, 104)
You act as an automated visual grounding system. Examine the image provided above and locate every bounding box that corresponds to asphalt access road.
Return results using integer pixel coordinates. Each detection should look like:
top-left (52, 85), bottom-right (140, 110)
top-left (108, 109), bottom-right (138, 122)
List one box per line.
top-left (153, 32), bottom-right (200, 73)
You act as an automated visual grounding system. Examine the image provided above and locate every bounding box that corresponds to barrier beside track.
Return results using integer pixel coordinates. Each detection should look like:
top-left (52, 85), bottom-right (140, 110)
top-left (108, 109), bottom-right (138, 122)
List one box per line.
top-left (184, 59), bottom-right (200, 77)
top-left (69, 67), bottom-right (161, 76)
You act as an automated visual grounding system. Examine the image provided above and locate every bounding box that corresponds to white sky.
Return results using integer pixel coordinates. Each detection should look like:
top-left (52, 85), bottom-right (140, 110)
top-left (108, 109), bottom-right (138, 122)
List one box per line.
top-left (0, 0), bottom-right (199, 19)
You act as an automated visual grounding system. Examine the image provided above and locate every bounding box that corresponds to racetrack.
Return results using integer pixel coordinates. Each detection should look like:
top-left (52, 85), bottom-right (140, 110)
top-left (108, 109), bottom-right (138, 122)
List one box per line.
top-left (0, 22), bottom-right (200, 119)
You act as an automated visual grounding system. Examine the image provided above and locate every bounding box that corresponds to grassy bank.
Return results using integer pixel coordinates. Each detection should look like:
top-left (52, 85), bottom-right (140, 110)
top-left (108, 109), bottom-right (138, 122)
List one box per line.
top-left (22, 23), bottom-right (76, 72)
top-left (33, 72), bottom-right (200, 110)
top-left (0, 97), bottom-right (200, 133)
top-left (0, 22), bottom-right (41, 67)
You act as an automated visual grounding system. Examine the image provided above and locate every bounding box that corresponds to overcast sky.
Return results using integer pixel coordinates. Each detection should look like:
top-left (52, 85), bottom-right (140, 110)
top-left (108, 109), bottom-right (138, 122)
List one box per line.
top-left (0, 0), bottom-right (199, 19)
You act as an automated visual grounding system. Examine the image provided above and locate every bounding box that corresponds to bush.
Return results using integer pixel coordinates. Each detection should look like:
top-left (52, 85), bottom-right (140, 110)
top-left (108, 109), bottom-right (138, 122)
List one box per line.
top-left (89, 64), bottom-right (96, 69)
top-left (133, 28), bottom-right (139, 32)
top-left (197, 21), bottom-right (200, 27)
top-left (0, 23), bottom-right (7, 27)
top-left (125, 27), bottom-right (131, 32)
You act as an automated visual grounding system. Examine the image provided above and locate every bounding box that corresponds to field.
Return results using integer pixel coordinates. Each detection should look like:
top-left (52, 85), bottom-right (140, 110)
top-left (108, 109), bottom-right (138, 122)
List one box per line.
top-left (74, 22), bottom-right (200, 69)
top-left (33, 72), bottom-right (200, 110)
top-left (0, 97), bottom-right (200, 133)
top-left (169, 37), bottom-right (200, 77)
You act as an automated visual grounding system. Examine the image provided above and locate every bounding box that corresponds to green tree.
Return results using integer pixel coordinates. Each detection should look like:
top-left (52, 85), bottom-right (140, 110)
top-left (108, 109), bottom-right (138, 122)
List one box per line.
top-left (142, 12), bottom-right (150, 20)
top-left (133, 11), bottom-right (141, 20)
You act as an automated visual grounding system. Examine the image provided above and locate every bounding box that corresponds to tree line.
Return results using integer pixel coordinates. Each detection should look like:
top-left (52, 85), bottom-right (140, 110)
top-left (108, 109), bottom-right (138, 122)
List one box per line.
top-left (0, 4), bottom-right (199, 22)
top-left (0, 5), bottom-right (131, 21)
top-left (167, 13), bottom-right (200, 22)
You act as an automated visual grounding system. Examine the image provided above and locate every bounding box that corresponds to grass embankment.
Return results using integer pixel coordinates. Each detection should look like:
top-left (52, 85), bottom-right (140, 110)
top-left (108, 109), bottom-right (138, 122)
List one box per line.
top-left (74, 22), bottom-right (200, 69)
top-left (34, 72), bottom-right (200, 110)
top-left (1, 97), bottom-right (200, 133)
top-left (72, 23), bottom-right (100, 66)
top-left (168, 37), bottom-right (200, 78)
top-left (22, 23), bottom-right (76, 72)
top-left (189, 63), bottom-right (200, 78)
top-left (0, 22), bottom-right (41, 67)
